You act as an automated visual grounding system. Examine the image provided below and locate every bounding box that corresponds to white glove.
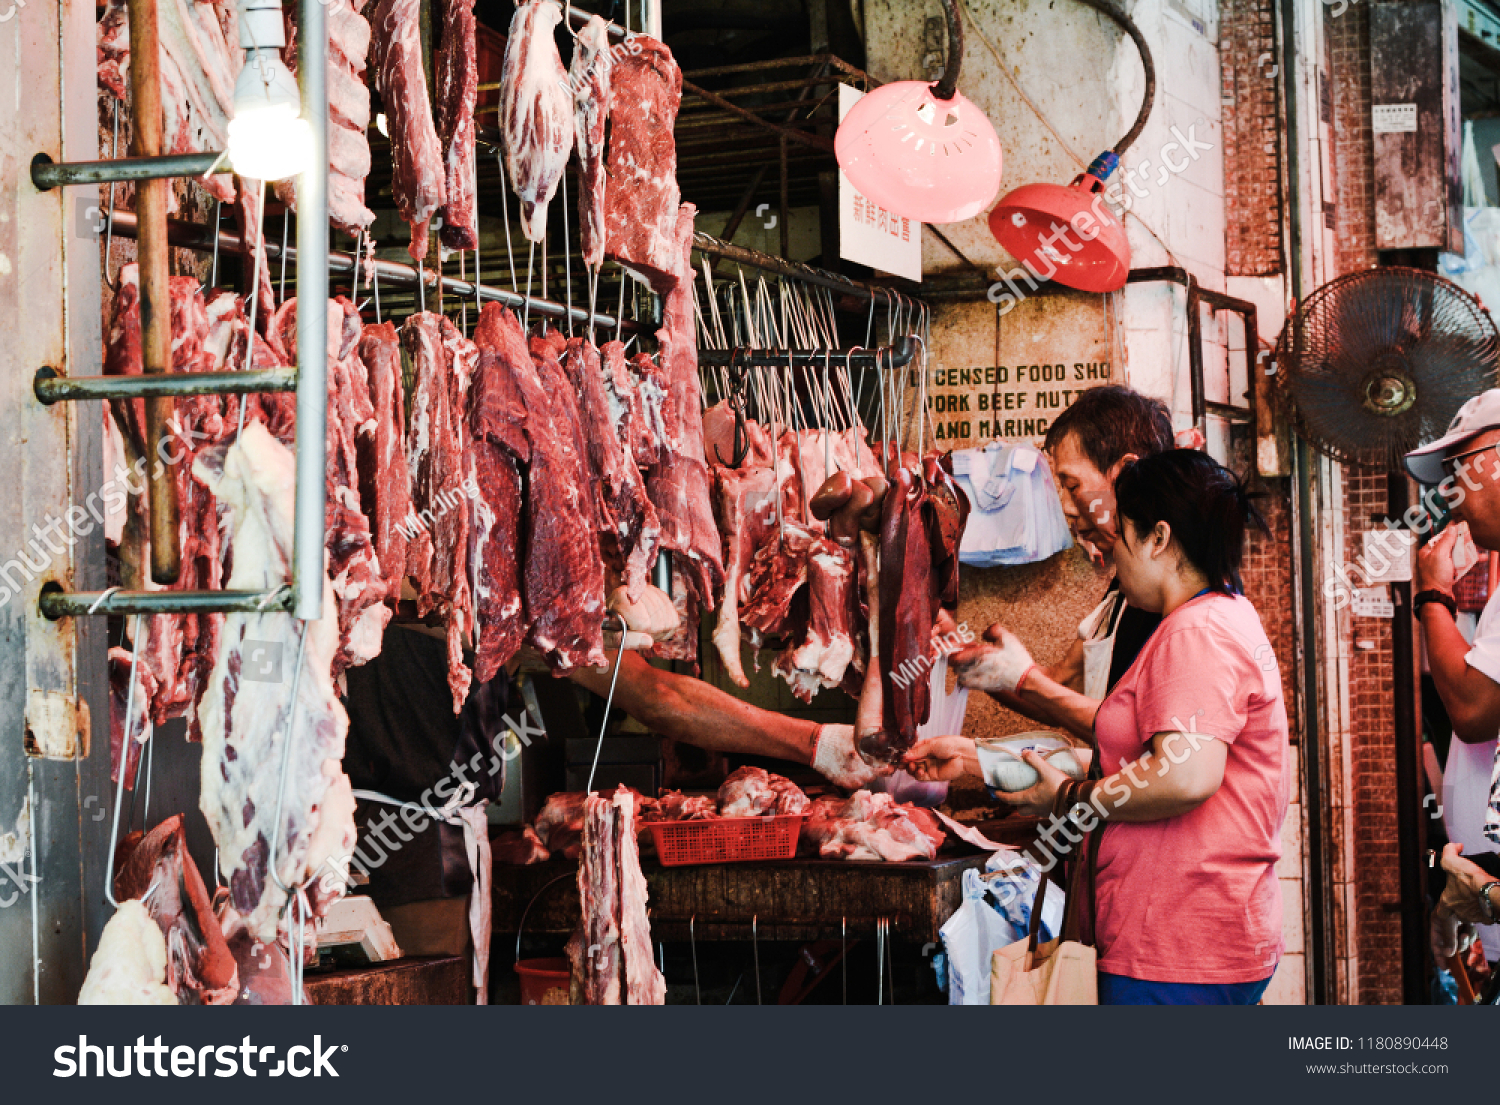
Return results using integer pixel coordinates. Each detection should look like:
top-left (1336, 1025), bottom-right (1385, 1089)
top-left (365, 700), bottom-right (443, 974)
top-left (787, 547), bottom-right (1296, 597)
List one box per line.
top-left (812, 724), bottom-right (888, 788)
top-left (951, 629), bottom-right (1036, 694)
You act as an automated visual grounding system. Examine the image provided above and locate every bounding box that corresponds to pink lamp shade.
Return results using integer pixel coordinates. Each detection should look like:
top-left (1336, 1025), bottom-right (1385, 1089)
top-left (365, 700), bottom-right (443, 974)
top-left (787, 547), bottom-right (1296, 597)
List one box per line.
top-left (835, 81), bottom-right (1003, 225)
top-left (988, 164), bottom-right (1131, 293)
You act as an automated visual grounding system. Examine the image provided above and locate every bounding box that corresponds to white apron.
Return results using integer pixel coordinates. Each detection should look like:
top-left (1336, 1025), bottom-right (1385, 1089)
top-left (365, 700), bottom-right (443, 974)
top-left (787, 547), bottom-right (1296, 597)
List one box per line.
top-left (1078, 590), bottom-right (1126, 703)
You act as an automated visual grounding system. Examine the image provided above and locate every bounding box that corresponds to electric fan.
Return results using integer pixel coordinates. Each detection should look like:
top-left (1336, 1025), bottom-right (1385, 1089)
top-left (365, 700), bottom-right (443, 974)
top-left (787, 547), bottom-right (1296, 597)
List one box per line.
top-left (1273, 268), bottom-right (1500, 469)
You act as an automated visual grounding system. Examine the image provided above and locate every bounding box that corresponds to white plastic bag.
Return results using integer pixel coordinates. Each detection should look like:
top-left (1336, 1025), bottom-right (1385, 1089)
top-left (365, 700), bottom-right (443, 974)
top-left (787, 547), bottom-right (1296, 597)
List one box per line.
top-left (941, 868), bottom-right (1020, 1005)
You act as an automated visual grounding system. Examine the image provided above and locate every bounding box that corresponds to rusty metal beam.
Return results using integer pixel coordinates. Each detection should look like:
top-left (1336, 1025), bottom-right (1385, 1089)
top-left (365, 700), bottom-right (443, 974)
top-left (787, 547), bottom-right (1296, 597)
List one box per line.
top-left (128, 0), bottom-right (180, 585)
top-left (679, 79), bottom-right (835, 153)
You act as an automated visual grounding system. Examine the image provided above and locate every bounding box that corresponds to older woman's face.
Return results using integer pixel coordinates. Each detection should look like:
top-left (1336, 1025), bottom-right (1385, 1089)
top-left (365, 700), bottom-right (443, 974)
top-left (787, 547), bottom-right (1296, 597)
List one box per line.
top-left (1112, 517), bottom-right (1167, 613)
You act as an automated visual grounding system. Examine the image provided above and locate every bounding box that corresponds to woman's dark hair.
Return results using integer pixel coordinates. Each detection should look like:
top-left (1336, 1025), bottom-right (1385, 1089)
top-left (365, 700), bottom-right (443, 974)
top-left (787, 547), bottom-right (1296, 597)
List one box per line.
top-left (1113, 449), bottom-right (1267, 594)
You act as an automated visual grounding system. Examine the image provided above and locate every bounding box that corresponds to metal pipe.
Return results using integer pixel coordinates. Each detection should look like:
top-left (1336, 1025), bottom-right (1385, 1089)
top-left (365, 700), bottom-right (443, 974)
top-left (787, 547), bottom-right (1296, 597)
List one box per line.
top-left (933, 0), bottom-right (964, 101)
top-left (34, 366), bottom-right (296, 404)
top-left (679, 78), bottom-right (835, 153)
top-left (1186, 278), bottom-right (1205, 433)
top-left (102, 207), bottom-right (633, 332)
top-left (128, 0), bottom-right (181, 586)
top-left (698, 339), bottom-right (916, 369)
top-left (30, 151), bottom-right (225, 190)
top-left (692, 231), bottom-right (926, 309)
top-left (41, 588), bottom-right (294, 618)
top-left (293, 0), bottom-right (328, 622)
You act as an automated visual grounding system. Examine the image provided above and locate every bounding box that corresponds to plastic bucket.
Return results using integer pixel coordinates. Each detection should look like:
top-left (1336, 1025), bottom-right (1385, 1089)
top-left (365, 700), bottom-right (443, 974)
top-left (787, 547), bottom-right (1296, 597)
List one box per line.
top-left (515, 957), bottom-right (571, 1005)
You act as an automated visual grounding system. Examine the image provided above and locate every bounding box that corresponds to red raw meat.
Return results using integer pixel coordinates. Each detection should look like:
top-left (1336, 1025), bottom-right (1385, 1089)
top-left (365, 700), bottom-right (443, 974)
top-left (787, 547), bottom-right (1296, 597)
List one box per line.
top-left (434, 0), bottom-right (478, 249)
top-left (371, 0), bottom-right (447, 259)
top-left (603, 34), bottom-right (683, 291)
top-left (561, 337), bottom-right (661, 602)
top-left (358, 322), bottom-right (419, 604)
top-left (775, 537), bottom-right (858, 703)
top-left (802, 791), bottom-right (940, 862)
top-left (879, 466), bottom-right (935, 748)
top-left (718, 766), bottom-right (809, 817)
top-left (403, 312), bottom-right (476, 709)
top-left (571, 14), bottom-right (612, 269)
top-left (646, 204), bottom-right (723, 608)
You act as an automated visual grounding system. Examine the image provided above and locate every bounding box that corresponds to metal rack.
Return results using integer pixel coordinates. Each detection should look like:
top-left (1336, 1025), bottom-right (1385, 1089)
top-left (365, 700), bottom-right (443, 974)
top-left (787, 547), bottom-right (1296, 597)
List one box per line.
top-left (31, 0), bottom-right (332, 619)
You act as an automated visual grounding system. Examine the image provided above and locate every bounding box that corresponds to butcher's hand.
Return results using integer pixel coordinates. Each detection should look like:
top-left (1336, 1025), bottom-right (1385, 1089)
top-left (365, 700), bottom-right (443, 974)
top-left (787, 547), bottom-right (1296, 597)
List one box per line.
top-left (1439, 843), bottom-right (1498, 924)
top-left (1415, 522), bottom-right (1462, 596)
top-left (1430, 900), bottom-right (1476, 960)
top-left (950, 628), bottom-right (1036, 694)
top-left (903, 736), bottom-right (976, 782)
top-left (812, 724), bottom-right (891, 788)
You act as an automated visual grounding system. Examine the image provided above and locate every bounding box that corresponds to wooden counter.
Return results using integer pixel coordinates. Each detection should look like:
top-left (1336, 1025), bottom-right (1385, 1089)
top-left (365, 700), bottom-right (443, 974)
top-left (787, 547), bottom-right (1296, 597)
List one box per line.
top-left (493, 853), bottom-right (987, 945)
top-left (304, 955), bottom-right (470, 1005)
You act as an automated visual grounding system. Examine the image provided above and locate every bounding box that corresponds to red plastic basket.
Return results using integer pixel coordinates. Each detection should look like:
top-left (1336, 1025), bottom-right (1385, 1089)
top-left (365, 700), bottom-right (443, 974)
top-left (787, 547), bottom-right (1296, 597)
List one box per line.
top-left (645, 814), bottom-right (807, 867)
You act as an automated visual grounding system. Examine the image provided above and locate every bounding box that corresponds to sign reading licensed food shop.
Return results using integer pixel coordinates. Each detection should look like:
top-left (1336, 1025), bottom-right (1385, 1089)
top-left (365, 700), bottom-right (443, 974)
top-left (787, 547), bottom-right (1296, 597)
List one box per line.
top-left (925, 361), bottom-right (1114, 444)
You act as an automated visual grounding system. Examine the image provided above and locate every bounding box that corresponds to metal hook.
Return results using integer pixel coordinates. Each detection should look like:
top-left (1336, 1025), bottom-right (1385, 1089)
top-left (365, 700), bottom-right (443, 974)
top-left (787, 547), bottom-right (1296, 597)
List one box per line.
top-left (690, 914), bottom-right (701, 1005)
top-left (752, 914), bottom-right (761, 1005)
top-left (713, 348), bottom-right (751, 468)
top-left (584, 612), bottom-right (629, 794)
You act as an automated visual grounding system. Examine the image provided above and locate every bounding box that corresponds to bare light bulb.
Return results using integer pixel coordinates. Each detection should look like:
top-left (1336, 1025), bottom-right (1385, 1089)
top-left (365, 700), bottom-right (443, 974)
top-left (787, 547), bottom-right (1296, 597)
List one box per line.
top-left (229, 1), bottom-right (313, 181)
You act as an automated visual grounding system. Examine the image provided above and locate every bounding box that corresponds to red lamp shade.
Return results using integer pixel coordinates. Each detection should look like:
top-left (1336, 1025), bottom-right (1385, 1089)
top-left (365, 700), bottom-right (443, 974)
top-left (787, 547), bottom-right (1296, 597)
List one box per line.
top-left (988, 161), bottom-right (1130, 293)
top-left (835, 81), bottom-right (1003, 225)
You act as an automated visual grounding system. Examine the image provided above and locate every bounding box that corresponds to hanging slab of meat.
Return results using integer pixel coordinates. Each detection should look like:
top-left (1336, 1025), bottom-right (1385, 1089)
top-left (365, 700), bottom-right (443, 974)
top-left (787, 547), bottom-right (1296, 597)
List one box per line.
top-left (711, 448), bottom-right (797, 687)
top-left (802, 791), bottom-right (942, 862)
top-left (435, 0), bottom-right (478, 249)
top-left (501, 0), bottom-right (575, 242)
top-left (98, 0), bottom-right (130, 101)
top-left (371, 0), bottom-right (447, 260)
top-left (740, 519), bottom-right (818, 645)
top-left (878, 467), bottom-right (935, 751)
top-left (358, 322), bottom-right (420, 604)
top-left (603, 33), bottom-right (683, 291)
top-left (194, 422), bottom-right (357, 942)
top-left (273, 298), bottom-right (389, 681)
top-left (562, 338), bottom-right (661, 602)
top-left (647, 204), bottom-right (724, 608)
top-left (571, 14), bottom-right (612, 269)
top-left (78, 900), bottom-right (178, 1005)
top-left (403, 312), bottom-right (476, 709)
top-left (468, 305), bottom-right (531, 681)
top-left (276, 0), bottom-right (376, 234)
top-left (112, 814), bottom-right (238, 1005)
top-left (567, 788), bottom-right (666, 1005)
top-left (923, 455), bottom-right (969, 610)
top-left (774, 537), bottom-right (858, 703)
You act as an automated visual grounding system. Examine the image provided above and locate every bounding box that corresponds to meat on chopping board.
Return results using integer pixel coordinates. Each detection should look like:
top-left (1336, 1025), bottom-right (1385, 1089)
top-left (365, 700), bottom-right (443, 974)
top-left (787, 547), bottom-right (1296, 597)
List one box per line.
top-left (646, 204), bottom-right (724, 609)
top-left (603, 33), bottom-right (683, 291)
top-left (802, 791), bottom-right (943, 863)
top-left (500, 0), bottom-right (575, 242)
top-left (370, 0), bottom-right (447, 260)
top-left (561, 337), bottom-right (660, 603)
top-left (193, 422), bottom-right (358, 942)
top-left (434, 0), bottom-right (478, 249)
top-left (570, 14), bottom-right (612, 269)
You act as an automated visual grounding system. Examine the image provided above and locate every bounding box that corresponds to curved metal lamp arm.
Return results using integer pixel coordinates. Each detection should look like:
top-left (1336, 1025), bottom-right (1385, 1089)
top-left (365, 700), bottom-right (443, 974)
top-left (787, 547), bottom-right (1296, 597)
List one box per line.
top-left (933, 0), bottom-right (966, 101)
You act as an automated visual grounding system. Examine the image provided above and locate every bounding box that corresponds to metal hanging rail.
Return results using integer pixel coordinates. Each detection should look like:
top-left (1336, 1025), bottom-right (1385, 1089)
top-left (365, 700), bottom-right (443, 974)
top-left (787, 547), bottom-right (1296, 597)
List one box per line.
top-left (30, 150), bottom-right (223, 189)
top-left (698, 337), bottom-right (917, 369)
top-left (99, 207), bottom-right (637, 333)
top-left (34, 365), bottom-right (296, 405)
top-left (36, 0), bottom-right (331, 622)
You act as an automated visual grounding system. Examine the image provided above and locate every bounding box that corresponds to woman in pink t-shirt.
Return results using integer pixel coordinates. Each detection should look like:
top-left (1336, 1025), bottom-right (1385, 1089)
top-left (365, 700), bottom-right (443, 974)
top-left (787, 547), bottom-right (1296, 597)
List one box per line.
top-left (909, 449), bottom-right (1291, 1004)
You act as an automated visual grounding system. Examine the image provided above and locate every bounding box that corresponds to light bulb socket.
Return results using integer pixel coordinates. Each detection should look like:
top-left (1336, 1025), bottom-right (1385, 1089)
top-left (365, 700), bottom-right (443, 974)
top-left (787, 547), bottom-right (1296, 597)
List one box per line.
top-left (237, 0), bottom-right (287, 51)
top-left (1086, 150), bottom-right (1120, 183)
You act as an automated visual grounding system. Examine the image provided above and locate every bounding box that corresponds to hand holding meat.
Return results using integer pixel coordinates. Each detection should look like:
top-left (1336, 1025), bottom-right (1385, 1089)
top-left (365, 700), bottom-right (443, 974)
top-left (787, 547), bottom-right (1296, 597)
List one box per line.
top-left (902, 735), bottom-right (976, 782)
top-left (812, 723), bottom-right (891, 788)
top-left (950, 627), bottom-right (1036, 694)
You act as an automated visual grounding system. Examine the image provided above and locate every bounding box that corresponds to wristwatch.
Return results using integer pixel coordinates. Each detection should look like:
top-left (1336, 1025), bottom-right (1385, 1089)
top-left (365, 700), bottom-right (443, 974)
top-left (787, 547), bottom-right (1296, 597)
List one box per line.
top-left (1480, 881), bottom-right (1500, 925)
top-left (1413, 590), bottom-right (1457, 617)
